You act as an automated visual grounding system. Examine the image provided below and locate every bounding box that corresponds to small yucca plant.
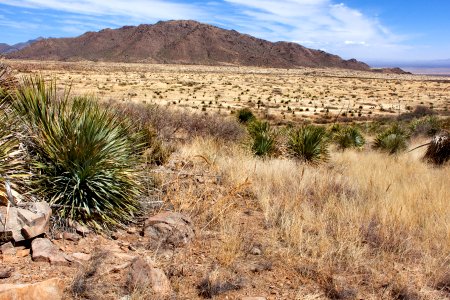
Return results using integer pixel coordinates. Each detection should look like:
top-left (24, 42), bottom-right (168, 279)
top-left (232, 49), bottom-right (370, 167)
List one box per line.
top-left (334, 126), bottom-right (365, 150)
top-left (288, 125), bottom-right (329, 164)
top-left (13, 76), bottom-right (142, 229)
top-left (247, 120), bottom-right (276, 157)
top-left (424, 131), bottom-right (450, 165)
top-left (373, 124), bottom-right (408, 154)
top-left (236, 108), bottom-right (255, 124)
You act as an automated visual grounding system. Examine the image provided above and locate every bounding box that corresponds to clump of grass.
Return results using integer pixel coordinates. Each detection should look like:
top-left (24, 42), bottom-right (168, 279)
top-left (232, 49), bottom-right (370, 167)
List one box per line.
top-left (334, 126), bottom-right (365, 150)
top-left (287, 125), bottom-right (329, 164)
top-left (373, 124), bottom-right (408, 154)
top-left (236, 108), bottom-right (255, 124)
top-left (13, 76), bottom-right (141, 229)
top-left (247, 120), bottom-right (276, 157)
top-left (0, 63), bottom-right (17, 100)
top-left (409, 115), bottom-right (442, 136)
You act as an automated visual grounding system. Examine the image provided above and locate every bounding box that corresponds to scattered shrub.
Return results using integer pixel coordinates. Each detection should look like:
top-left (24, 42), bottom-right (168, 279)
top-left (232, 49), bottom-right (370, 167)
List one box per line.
top-left (236, 108), bottom-right (255, 124)
top-left (409, 115), bottom-right (441, 136)
top-left (373, 124), bottom-right (408, 154)
top-left (288, 125), bottom-right (329, 164)
top-left (13, 77), bottom-right (141, 229)
top-left (334, 126), bottom-right (365, 150)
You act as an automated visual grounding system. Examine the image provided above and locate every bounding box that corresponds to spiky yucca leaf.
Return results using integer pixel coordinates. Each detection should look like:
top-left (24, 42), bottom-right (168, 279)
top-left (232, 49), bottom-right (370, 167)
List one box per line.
top-left (288, 125), bottom-right (329, 164)
top-left (247, 120), bottom-right (276, 157)
top-left (373, 125), bottom-right (408, 154)
top-left (334, 126), bottom-right (365, 150)
top-left (13, 76), bottom-right (142, 229)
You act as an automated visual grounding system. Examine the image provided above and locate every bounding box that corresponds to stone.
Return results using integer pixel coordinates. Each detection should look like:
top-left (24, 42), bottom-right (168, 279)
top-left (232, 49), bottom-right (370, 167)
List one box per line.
top-left (128, 257), bottom-right (172, 297)
top-left (0, 267), bottom-right (12, 279)
top-left (31, 238), bottom-right (69, 266)
top-left (68, 219), bottom-right (90, 235)
top-left (143, 211), bottom-right (194, 247)
top-left (72, 252), bottom-right (91, 261)
top-left (0, 202), bottom-right (51, 243)
top-left (0, 242), bottom-right (16, 256)
top-left (0, 278), bottom-right (65, 300)
top-left (62, 232), bottom-right (80, 242)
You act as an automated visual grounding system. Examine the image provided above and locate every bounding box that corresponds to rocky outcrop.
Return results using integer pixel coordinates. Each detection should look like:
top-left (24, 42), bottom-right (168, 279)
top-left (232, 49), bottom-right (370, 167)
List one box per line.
top-left (143, 211), bottom-right (194, 247)
top-left (0, 202), bottom-right (51, 243)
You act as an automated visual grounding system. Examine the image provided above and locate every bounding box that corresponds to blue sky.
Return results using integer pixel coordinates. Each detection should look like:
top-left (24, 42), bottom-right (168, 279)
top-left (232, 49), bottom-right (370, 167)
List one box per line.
top-left (0, 0), bottom-right (449, 62)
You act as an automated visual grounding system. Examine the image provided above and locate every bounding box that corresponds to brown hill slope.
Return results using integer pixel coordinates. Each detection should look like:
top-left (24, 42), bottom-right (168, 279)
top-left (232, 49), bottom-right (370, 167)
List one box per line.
top-left (8, 20), bottom-right (370, 70)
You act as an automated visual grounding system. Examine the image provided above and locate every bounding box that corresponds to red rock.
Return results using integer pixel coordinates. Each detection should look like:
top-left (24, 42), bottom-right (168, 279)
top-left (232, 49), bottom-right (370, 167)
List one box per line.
top-left (31, 238), bottom-right (69, 266)
top-left (128, 257), bottom-right (172, 297)
top-left (0, 278), bottom-right (65, 300)
top-left (143, 211), bottom-right (194, 247)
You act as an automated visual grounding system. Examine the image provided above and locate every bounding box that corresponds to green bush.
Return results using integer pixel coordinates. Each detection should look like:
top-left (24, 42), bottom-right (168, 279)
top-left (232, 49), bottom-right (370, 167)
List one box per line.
top-left (373, 124), bottom-right (408, 154)
top-left (247, 120), bottom-right (276, 157)
top-left (236, 108), bottom-right (255, 124)
top-left (334, 126), bottom-right (365, 150)
top-left (13, 77), bottom-right (142, 229)
top-left (409, 116), bottom-right (441, 136)
top-left (288, 125), bottom-right (329, 164)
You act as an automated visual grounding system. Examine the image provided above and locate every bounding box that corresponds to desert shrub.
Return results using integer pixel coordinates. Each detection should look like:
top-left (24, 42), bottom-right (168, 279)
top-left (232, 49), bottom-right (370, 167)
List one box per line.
top-left (334, 126), bottom-right (365, 150)
top-left (398, 105), bottom-right (436, 121)
top-left (236, 108), bottom-right (255, 124)
top-left (247, 120), bottom-right (276, 157)
top-left (0, 63), bottom-right (17, 100)
top-left (409, 115), bottom-right (441, 136)
top-left (111, 101), bottom-right (244, 142)
top-left (424, 131), bottom-right (450, 165)
top-left (373, 124), bottom-right (409, 154)
top-left (287, 125), bottom-right (329, 164)
top-left (13, 76), bottom-right (141, 229)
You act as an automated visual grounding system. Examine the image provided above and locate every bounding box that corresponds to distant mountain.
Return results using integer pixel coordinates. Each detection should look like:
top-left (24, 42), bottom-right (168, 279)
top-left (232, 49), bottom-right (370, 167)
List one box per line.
top-left (7, 20), bottom-right (371, 70)
top-left (0, 37), bottom-right (44, 54)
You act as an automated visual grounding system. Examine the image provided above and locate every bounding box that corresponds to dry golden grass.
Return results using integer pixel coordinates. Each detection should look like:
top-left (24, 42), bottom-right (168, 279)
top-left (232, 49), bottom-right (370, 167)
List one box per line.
top-left (173, 137), bottom-right (449, 298)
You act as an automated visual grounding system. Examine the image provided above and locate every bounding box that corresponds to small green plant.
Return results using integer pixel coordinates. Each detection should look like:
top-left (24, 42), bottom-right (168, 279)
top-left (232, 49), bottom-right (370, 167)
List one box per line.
top-left (13, 76), bottom-right (142, 229)
top-left (288, 125), bottom-right (329, 164)
top-left (247, 120), bottom-right (276, 157)
top-left (236, 108), bottom-right (255, 124)
top-left (409, 116), bottom-right (441, 136)
top-left (373, 124), bottom-right (408, 154)
top-left (334, 126), bottom-right (365, 150)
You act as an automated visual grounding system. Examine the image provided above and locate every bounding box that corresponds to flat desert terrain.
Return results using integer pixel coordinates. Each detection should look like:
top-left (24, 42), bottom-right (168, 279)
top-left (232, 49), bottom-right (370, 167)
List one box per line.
top-left (7, 60), bottom-right (450, 123)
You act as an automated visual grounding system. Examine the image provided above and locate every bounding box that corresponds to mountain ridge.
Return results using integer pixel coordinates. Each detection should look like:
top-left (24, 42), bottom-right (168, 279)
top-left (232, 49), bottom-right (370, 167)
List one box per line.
top-left (6, 20), bottom-right (372, 71)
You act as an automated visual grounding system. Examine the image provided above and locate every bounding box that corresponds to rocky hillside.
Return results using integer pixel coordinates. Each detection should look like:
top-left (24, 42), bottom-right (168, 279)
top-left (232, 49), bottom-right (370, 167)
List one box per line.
top-left (7, 20), bottom-right (370, 70)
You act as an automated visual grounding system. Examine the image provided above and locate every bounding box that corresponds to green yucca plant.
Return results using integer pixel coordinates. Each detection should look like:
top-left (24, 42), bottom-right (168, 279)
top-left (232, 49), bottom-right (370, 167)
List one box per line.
top-left (13, 76), bottom-right (142, 229)
top-left (0, 109), bottom-right (29, 203)
top-left (247, 120), bottom-right (276, 157)
top-left (373, 124), bottom-right (408, 154)
top-left (236, 108), bottom-right (256, 124)
top-left (288, 125), bottom-right (329, 164)
top-left (334, 126), bottom-right (365, 150)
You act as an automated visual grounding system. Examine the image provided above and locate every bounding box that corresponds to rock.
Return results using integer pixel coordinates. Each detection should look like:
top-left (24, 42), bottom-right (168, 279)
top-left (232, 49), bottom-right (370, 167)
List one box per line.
top-left (31, 238), bottom-right (69, 266)
top-left (128, 257), bottom-right (172, 297)
top-left (126, 227), bottom-right (137, 234)
top-left (62, 232), bottom-right (80, 242)
top-left (0, 267), bottom-right (13, 279)
top-left (72, 252), bottom-right (91, 261)
top-left (0, 202), bottom-right (51, 243)
top-left (0, 278), bottom-right (65, 300)
top-left (143, 211), bottom-right (194, 247)
top-left (67, 219), bottom-right (90, 235)
top-left (0, 242), bottom-right (16, 256)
